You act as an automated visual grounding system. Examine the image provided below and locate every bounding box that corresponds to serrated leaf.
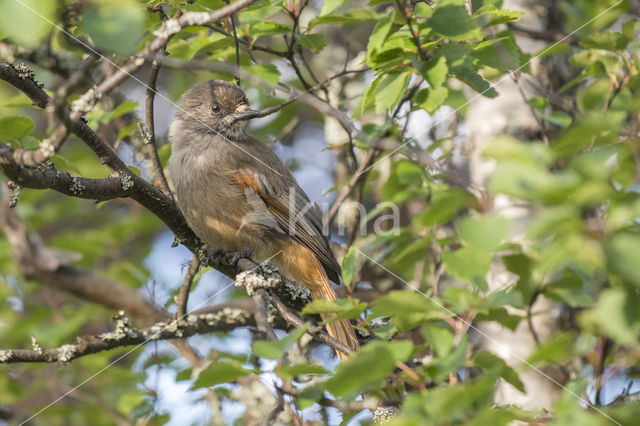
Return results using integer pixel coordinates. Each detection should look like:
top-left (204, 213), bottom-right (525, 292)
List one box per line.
top-left (374, 72), bottom-right (410, 112)
top-left (0, 0), bottom-right (57, 48)
top-left (252, 323), bottom-right (309, 359)
top-left (192, 361), bottom-right (252, 388)
top-left (324, 340), bottom-right (413, 398)
top-left (542, 111), bottom-right (572, 128)
top-left (475, 6), bottom-right (525, 26)
top-left (371, 290), bottom-right (445, 331)
top-left (415, 86), bottom-right (449, 113)
top-left (295, 33), bottom-right (326, 53)
top-left (442, 247), bottom-right (491, 290)
top-left (473, 350), bottom-right (525, 392)
top-left (242, 64), bottom-right (281, 85)
top-left (309, 9), bottom-right (379, 27)
top-left (320, 0), bottom-right (347, 15)
top-left (0, 116), bottom-right (34, 140)
top-left (458, 215), bottom-right (509, 251)
top-left (423, 324), bottom-right (454, 357)
top-left (342, 246), bottom-right (356, 287)
top-left (458, 69), bottom-right (498, 97)
top-left (418, 56), bottom-right (448, 88)
top-left (249, 21), bottom-right (291, 38)
top-left (427, 4), bottom-right (481, 41)
top-left (279, 363), bottom-right (329, 380)
top-left (80, 0), bottom-right (144, 55)
top-left (366, 15), bottom-right (394, 64)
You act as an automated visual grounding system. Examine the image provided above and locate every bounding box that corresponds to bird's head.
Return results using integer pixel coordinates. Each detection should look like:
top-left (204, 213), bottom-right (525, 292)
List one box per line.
top-left (174, 80), bottom-right (258, 140)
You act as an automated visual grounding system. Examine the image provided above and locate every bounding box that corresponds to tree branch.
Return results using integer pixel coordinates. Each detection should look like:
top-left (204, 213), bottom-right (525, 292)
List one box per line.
top-left (143, 48), bottom-right (173, 197)
top-left (0, 309), bottom-right (255, 364)
top-left (175, 255), bottom-right (201, 319)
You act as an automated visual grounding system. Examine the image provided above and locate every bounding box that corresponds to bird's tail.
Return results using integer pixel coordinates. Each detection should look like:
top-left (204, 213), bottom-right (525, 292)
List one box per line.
top-left (309, 279), bottom-right (360, 361)
top-left (277, 243), bottom-right (360, 360)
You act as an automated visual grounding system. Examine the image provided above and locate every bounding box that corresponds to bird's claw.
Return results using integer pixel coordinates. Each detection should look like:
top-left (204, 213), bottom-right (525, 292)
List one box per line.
top-left (224, 248), bottom-right (253, 267)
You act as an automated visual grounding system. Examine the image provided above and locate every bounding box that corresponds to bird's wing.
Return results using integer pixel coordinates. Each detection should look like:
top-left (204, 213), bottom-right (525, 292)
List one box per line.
top-left (230, 165), bottom-right (342, 284)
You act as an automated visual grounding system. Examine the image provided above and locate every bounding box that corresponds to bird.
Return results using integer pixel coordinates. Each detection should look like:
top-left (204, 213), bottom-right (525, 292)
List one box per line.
top-left (168, 80), bottom-right (359, 359)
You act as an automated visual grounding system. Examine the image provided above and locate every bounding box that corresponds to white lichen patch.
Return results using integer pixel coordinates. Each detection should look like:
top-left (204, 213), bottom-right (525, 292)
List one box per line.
top-left (14, 62), bottom-right (35, 80)
top-left (57, 344), bottom-right (77, 363)
top-left (31, 335), bottom-right (43, 355)
top-left (38, 138), bottom-right (56, 159)
top-left (120, 174), bottom-right (134, 191)
top-left (69, 175), bottom-right (86, 195)
top-left (0, 350), bottom-right (13, 362)
top-left (373, 407), bottom-right (396, 423)
top-left (235, 264), bottom-right (282, 295)
top-left (72, 87), bottom-right (101, 114)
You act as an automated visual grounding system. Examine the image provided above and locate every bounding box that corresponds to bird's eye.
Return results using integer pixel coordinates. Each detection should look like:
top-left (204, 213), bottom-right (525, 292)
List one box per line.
top-left (210, 104), bottom-right (221, 114)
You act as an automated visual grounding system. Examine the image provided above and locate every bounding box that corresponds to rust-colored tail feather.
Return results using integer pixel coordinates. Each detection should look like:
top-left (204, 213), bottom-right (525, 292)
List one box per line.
top-left (309, 283), bottom-right (360, 361)
top-left (277, 242), bottom-right (360, 360)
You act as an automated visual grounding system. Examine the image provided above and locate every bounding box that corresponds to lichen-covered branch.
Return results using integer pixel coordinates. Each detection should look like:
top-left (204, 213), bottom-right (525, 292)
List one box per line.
top-left (0, 309), bottom-right (255, 364)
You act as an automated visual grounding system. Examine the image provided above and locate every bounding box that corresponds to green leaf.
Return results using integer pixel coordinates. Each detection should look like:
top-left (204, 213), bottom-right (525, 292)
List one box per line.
top-left (374, 72), bottom-right (411, 112)
top-left (0, 0), bottom-right (57, 48)
top-left (526, 96), bottom-right (549, 110)
top-left (458, 69), bottom-right (498, 97)
top-left (580, 30), bottom-right (629, 51)
top-left (458, 215), bottom-right (509, 252)
top-left (415, 186), bottom-right (474, 226)
top-left (442, 247), bottom-right (492, 290)
top-left (324, 340), bottom-right (413, 398)
top-left (241, 64), bottom-right (281, 85)
top-left (423, 324), bottom-right (454, 357)
top-left (418, 56), bottom-right (448, 88)
top-left (366, 15), bottom-right (394, 64)
top-left (542, 111), bottom-right (572, 128)
top-left (472, 36), bottom-right (522, 71)
top-left (252, 324), bottom-right (309, 359)
top-left (295, 33), bottom-right (327, 53)
top-left (473, 350), bottom-right (525, 392)
top-left (527, 333), bottom-right (574, 365)
top-left (279, 363), bottom-right (329, 380)
top-left (109, 100), bottom-right (138, 120)
top-left (249, 21), bottom-right (291, 38)
top-left (605, 232), bottom-right (640, 288)
top-left (50, 155), bottom-right (82, 175)
top-left (371, 290), bottom-right (445, 331)
top-left (425, 335), bottom-right (468, 381)
top-left (427, 4), bottom-right (481, 41)
top-left (295, 385), bottom-right (323, 409)
top-left (579, 288), bottom-right (640, 346)
top-left (0, 116), bottom-right (34, 141)
top-left (308, 9), bottom-right (379, 27)
top-left (192, 360), bottom-right (253, 388)
top-left (80, 0), bottom-right (144, 55)
top-left (415, 86), bottom-right (449, 113)
top-left (320, 0), bottom-right (347, 15)
top-left (302, 299), bottom-right (366, 322)
top-left (475, 6), bottom-right (525, 26)
top-left (342, 246), bottom-right (356, 287)
top-left (238, 0), bottom-right (280, 23)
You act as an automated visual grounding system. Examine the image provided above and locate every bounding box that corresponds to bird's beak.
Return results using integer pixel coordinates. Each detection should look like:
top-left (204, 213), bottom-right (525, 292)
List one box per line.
top-left (233, 109), bottom-right (260, 121)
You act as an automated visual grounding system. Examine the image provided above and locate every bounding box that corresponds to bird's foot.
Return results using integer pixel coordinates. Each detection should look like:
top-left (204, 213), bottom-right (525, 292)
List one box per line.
top-left (224, 248), bottom-right (253, 267)
top-left (200, 247), bottom-right (223, 267)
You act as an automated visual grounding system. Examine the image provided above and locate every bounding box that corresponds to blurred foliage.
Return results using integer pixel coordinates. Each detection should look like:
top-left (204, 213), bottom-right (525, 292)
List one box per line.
top-left (0, 0), bottom-right (639, 424)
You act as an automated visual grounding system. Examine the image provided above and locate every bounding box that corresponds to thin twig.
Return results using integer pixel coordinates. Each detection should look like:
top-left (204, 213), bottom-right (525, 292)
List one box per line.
top-left (253, 289), bottom-right (278, 340)
top-left (395, 0), bottom-right (427, 61)
top-left (224, 0), bottom-right (241, 85)
top-left (176, 256), bottom-right (201, 319)
top-left (268, 292), bottom-right (354, 356)
top-left (144, 47), bottom-right (173, 196)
